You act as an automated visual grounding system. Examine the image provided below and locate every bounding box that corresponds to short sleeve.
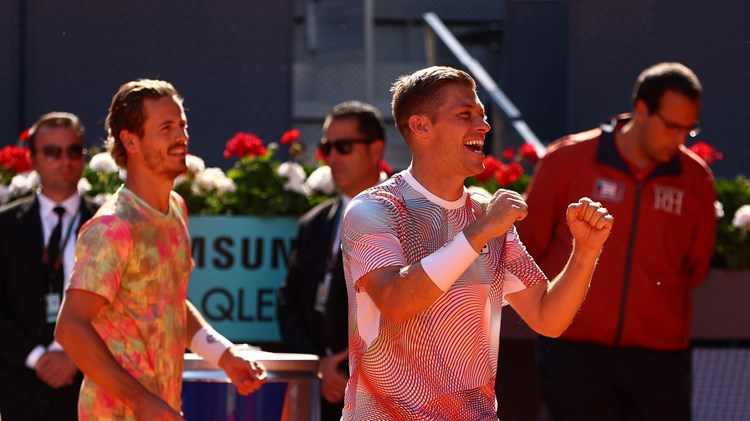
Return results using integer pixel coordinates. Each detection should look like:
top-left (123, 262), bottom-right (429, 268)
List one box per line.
top-left (503, 225), bottom-right (548, 289)
top-left (68, 215), bottom-right (132, 302)
top-left (341, 193), bottom-right (408, 291)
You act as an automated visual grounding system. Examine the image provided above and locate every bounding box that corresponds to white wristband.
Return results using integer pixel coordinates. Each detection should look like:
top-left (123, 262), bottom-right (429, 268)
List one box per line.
top-left (189, 327), bottom-right (233, 368)
top-left (421, 231), bottom-right (479, 292)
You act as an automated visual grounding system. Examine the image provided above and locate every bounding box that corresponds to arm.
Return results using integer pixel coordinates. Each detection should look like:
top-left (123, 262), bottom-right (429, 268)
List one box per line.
top-left (505, 198), bottom-right (614, 337)
top-left (357, 190), bottom-right (528, 324)
top-left (185, 300), bottom-right (267, 395)
top-left (55, 289), bottom-right (182, 419)
top-left (686, 175), bottom-right (717, 288)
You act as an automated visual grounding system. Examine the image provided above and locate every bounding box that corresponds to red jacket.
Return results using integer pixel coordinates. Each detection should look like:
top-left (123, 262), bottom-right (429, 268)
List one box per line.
top-left (518, 116), bottom-right (716, 350)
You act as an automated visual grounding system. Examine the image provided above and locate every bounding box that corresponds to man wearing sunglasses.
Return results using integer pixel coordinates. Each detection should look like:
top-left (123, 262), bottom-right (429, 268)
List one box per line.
top-left (0, 112), bottom-right (100, 420)
top-left (339, 66), bottom-right (614, 420)
top-left (518, 62), bottom-right (715, 420)
top-left (278, 100), bottom-right (387, 420)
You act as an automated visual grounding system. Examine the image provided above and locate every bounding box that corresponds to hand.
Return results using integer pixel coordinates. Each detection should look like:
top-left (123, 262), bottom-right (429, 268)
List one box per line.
top-left (467, 189), bottom-right (528, 247)
top-left (566, 197), bottom-right (614, 251)
top-left (318, 349), bottom-right (349, 404)
top-left (132, 394), bottom-right (185, 420)
top-left (219, 347), bottom-right (268, 395)
top-left (35, 351), bottom-right (78, 389)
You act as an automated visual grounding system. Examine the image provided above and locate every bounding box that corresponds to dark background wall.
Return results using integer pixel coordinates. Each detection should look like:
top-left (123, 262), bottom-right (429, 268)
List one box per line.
top-left (503, 0), bottom-right (748, 179)
top-left (1, 0), bottom-right (293, 169)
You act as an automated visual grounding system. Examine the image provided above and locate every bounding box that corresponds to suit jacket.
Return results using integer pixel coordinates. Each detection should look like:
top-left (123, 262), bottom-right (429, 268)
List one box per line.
top-left (0, 194), bottom-right (99, 408)
top-left (278, 198), bottom-right (349, 357)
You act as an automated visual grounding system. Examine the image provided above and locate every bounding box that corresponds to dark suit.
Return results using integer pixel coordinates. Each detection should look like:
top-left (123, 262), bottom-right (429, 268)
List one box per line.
top-left (0, 194), bottom-right (99, 421)
top-left (278, 198), bottom-right (348, 421)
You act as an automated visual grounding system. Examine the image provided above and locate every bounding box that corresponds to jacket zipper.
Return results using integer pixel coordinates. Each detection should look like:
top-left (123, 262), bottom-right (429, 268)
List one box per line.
top-left (613, 181), bottom-right (642, 346)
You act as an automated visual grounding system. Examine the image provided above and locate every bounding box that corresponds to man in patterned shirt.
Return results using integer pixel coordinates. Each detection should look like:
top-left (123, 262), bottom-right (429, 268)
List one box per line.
top-left (55, 79), bottom-right (267, 420)
top-left (340, 66), bottom-right (614, 420)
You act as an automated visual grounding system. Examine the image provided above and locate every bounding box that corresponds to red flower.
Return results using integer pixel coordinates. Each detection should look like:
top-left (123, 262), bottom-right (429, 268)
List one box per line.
top-left (501, 146), bottom-right (515, 161)
top-left (0, 145), bottom-right (32, 174)
top-left (314, 149), bottom-right (327, 163)
top-left (689, 141), bottom-right (723, 165)
top-left (19, 128), bottom-right (30, 143)
top-left (280, 129), bottom-right (300, 145)
top-left (496, 162), bottom-right (523, 186)
top-left (223, 132), bottom-right (267, 159)
top-left (476, 156), bottom-right (504, 182)
top-left (519, 142), bottom-right (538, 165)
top-left (378, 160), bottom-right (393, 176)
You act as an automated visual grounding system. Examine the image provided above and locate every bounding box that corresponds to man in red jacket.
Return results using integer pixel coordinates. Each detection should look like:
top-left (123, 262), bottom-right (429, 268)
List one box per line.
top-left (518, 62), bottom-right (716, 420)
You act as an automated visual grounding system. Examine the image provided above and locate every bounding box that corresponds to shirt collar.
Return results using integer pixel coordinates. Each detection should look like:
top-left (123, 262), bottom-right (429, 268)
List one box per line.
top-left (38, 192), bottom-right (81, 218)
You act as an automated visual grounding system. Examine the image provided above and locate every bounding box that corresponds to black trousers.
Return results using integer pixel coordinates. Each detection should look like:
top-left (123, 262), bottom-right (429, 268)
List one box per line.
top-left (536, 336), bottom-right (691, 421)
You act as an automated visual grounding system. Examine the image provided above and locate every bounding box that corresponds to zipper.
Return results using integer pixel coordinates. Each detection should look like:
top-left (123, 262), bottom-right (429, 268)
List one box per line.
top-left (613, 181), bottom-right (642, 346)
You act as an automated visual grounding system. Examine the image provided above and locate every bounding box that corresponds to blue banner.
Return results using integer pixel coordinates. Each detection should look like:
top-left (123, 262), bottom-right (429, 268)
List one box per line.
top-left (187, 216), bottom-right (297, 343)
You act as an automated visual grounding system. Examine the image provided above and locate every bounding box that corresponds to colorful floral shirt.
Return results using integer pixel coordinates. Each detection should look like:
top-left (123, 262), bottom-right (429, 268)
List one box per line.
top-left (341, 171), bottom-right (547, 420)
top-left (69, 187), bottom-right (193, 419)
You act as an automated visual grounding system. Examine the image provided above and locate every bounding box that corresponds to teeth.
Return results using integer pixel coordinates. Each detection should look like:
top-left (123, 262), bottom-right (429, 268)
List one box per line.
top-left (464, 140), bottom-right (484, 146)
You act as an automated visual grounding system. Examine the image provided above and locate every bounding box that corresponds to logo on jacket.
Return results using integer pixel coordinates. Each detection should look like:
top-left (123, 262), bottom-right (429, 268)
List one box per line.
top-left (593, 179), bottom-right (625, 203)
top-left (653, 185), bottom-right (684, 215)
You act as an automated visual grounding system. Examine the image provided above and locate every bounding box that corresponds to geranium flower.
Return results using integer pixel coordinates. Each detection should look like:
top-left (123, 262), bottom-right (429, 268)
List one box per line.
top-left (223, 132), bottom-right (267, 159)
top-left (280, 129), bottom-right (300, 144)
top-left (277, 161), bottom-right (310, 195)
top-left (88, 152), bottom-right (119, 174)
top-left (732, 205), bottom-right (750, 230)
top-left (689, 141), bottom-right (723, 165)
top-left (193, 167), bottom-right (236, 194)
top-left (0, 145), bottom-right (32, 175)
top-left (476, 156), bottom-right (504, 182)
top-left (496, 162), bottom-right (523, 186)
top-left (305, 166), bottom-right (335, 195)
top-left (378, 160), bottom-right (393, 176)
top-left (519, 142), bottom-right (539, 165)
top-left (502, 147), bottom-right (515, 161)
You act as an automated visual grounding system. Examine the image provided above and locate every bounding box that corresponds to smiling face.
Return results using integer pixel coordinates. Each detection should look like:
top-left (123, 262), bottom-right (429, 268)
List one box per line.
top-left (420, 83), bottom-right (491, 182)
top-left (125, 96), bottom-right (189, 181)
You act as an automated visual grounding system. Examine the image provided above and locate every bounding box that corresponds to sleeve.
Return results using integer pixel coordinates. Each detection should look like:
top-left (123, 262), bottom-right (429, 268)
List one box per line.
top-left (277, 221), bottom-right (319, 354)
top-left (516, 145), bottom-right (569, 265)
top-left (341, 193), bottom-right (407, 292)
top-left (68, 216), bottom-right (132, 302)
top-left (686, 171), bottom-right (717, 288)
top-left (503, 226), bottom-right (548, 299)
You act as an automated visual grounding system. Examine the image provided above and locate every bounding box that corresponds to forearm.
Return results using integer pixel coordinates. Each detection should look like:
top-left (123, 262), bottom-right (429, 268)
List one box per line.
top-left (537, 242), bottom-right (601, 336)
top-left (55, 316), bottom-right (152, 410)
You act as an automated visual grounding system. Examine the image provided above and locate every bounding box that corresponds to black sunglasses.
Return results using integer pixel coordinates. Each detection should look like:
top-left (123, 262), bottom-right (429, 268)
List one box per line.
top-left (36, 144), bottom-right (87, 161)
top-left (318, 137), bottom-right (376, 156)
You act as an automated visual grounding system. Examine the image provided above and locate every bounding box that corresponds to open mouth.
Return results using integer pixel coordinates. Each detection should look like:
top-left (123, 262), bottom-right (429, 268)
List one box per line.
top-left (168, 146), bottom-right (188, 157)
top-left (464, 139), bottom-right (484, 153)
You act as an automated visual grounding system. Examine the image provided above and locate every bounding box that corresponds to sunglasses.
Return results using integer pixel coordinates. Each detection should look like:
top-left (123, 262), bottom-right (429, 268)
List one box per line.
top-left (36, 145), bottom-right (87, 161)
top-left (318, 137), bottom-right (376, 156)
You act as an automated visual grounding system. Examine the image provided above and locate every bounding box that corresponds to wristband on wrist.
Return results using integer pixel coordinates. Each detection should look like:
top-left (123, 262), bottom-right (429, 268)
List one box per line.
top-left (189, 327), bottom-right (233, 368)
top-left (420, 231), bottom-right (479, 291)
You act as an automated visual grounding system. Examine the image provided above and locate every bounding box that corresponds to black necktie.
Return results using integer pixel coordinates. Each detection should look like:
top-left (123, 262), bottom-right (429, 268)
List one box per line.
top-left (46, 206), bottom-right (66, 290)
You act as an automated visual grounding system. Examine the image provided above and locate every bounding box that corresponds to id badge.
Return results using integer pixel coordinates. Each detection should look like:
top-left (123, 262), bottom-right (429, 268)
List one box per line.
top-left (45, 292), bottom-right (61, 323)
top-left (314, 271), bottom-right (333, 313)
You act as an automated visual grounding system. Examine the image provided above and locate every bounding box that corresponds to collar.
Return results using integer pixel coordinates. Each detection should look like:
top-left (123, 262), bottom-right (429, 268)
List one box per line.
top-left (597, 115), bottom-right (683, 180)
top-left (38, 192), bottom-right (82, 218)
top-left (401, 170), bottom-right (467, 210)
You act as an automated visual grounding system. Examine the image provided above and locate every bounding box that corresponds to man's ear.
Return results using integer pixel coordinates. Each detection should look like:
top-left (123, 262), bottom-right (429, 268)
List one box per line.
top-left (120, 130), bottom-right (138, 153)
top-left (407, 115), bottom-right (430, 138)
top-left (369, 138), bottom-right (385, 163)
top-left (634, 99), bottom-right (650, 123)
